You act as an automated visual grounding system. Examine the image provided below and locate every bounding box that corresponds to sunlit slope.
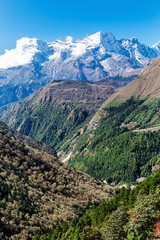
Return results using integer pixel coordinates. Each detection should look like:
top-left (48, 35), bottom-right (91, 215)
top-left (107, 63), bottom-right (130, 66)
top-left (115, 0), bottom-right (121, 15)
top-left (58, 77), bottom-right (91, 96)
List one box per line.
top-left (67, 57), bottom-right (160, 183)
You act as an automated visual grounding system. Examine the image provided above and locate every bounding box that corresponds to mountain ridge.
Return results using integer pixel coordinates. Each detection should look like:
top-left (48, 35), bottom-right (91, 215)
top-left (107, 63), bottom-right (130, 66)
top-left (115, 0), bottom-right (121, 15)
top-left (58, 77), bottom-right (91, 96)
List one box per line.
top-left (102, 55), bottom-right (160, 105)
top-left (0, 80), bottom-right (121, 150)
top-left (0, 32), bottom-right (159, 77)
top-left (0, 31), bottom-right (159, 106)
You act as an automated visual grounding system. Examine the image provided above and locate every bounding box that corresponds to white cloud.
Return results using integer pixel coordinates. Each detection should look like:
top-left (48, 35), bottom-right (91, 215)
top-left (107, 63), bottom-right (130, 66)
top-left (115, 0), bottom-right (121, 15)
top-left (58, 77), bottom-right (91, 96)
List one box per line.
top-left (0, 37), bottom-right (39, 69)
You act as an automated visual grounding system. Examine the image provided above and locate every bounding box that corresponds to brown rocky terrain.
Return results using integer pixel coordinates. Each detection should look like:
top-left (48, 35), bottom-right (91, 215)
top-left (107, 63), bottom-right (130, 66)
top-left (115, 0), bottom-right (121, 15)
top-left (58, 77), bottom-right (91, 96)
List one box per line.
top-left (32, 79), bottom-right (122, 103)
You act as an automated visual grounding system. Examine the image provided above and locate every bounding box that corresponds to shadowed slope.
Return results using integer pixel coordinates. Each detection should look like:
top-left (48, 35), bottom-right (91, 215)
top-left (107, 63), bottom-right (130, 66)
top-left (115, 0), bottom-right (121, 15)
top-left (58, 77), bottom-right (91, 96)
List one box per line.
top-left (0, 129), bottom-right (112, 239)
top-left (0, 120), bottom-right (56, 156)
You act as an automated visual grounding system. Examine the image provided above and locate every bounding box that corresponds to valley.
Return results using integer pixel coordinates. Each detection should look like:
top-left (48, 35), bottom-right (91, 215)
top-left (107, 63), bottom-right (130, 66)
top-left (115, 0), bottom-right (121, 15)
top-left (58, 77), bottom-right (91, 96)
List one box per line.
top-left (1, 32), bottom-right (160, 240)
top-left (2, 0), bottom-right (160, 238)
top-left (2, 57), bottom-right (160, 186)
top-left (62, 57), bottom-right (160, 184)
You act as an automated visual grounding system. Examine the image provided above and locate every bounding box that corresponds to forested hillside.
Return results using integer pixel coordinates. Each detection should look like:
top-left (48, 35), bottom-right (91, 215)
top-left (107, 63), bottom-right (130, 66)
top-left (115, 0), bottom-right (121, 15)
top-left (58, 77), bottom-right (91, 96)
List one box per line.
top-left (0, 80), bottom-right (120, 150)
top-left (33, 165), bottom-right (160, 240)
top-left (0, 120), bottom-right (56, 156)
top-left (59, 57), bottom-right (160, 183)
top-left (0, 129), bottom-right (112, 239)
top-left (68, 97), bottom-right (160, 183)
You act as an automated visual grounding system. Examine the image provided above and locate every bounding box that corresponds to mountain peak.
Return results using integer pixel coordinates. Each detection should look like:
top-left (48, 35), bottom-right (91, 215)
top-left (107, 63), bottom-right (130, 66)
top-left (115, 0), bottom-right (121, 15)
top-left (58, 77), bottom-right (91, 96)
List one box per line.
top-left (83, 31), bottom-right (103, 45)
top-left (153, 41), bottom-right (160, 47)
top-left (101, 32), bottom-right (118, 49)
top-left (152, 41), bottom-right (160, 55)
top-left (83, 31), bottom-right (117, 46)
top-left (129, 37), bottom-right (139, 43)
top-left (120, 37), bottom-right (140, 45)
top-left (103, 32), bottom-right (116, 40)
top-left (0, 32), bottom-right (160, 83)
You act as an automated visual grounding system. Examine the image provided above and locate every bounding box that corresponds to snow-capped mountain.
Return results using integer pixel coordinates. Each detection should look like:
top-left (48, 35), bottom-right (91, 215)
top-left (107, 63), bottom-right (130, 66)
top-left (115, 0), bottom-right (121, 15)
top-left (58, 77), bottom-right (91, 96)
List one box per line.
top-left (152, 41), bottom-right (160, 55)
top-left (0, 31), bottom-right (159, 106)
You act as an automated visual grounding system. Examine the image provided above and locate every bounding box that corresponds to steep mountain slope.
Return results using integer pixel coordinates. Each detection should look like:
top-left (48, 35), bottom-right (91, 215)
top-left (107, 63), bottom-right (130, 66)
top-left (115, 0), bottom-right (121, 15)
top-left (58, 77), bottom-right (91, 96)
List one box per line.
top-left (0, 80), bottom-right (121, 150)
top-left (60, 56), bottom-right (160, 183)
top-left (0, 128), bottom-right (112, 240)
top-left (102, 55), bottom-right (160, 103)
top-left (33, 168), bottom-right (160, 240)
top-left (0, 32), bottom-right (159, 106)
top-left (0, 120), bottom-right (56, 156)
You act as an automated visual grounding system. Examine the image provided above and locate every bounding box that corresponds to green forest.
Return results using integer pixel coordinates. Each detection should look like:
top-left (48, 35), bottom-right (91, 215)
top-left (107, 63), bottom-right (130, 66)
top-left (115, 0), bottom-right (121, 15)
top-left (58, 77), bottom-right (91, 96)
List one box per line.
top-left (13, 100), bottom-right (93, 150)
top-left (33, 167), bottom-right (160, 240)
top-left (69, 97), bottom-right (160, 183)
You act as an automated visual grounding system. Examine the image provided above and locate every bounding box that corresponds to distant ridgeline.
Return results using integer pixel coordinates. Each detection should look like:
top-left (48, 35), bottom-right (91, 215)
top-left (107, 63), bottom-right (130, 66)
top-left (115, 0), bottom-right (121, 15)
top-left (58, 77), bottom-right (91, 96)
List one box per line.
top-left (0, 31), bottom-right (159, 106)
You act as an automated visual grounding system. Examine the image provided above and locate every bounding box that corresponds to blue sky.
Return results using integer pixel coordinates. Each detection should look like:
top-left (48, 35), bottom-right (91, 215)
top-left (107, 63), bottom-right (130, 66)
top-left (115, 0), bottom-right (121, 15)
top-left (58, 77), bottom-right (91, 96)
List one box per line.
top-left (0, 0), bottom-right (160, 54)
